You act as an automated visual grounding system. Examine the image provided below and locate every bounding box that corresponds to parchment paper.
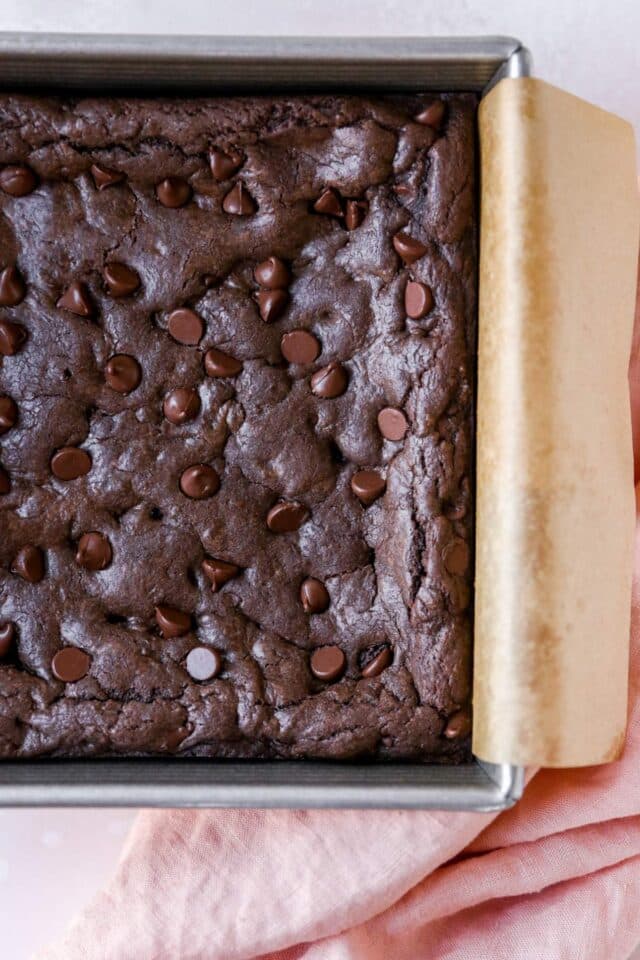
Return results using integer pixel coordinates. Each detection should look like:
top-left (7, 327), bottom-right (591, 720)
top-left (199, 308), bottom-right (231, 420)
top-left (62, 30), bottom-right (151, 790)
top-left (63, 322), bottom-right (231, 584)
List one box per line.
top-left (473, 78), bottom-right (640, 767)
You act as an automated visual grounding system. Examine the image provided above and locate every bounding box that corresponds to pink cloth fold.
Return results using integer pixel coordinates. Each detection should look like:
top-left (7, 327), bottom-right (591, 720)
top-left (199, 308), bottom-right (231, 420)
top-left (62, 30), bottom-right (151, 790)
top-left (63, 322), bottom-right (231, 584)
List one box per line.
top-left (35, 264), bottom-right (640, 960)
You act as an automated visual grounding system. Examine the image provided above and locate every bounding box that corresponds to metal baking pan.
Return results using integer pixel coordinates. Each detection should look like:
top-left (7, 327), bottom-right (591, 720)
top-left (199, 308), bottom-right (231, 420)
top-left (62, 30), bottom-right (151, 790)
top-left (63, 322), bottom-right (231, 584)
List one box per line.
top-left (0, 33), bottom-right (529, 810)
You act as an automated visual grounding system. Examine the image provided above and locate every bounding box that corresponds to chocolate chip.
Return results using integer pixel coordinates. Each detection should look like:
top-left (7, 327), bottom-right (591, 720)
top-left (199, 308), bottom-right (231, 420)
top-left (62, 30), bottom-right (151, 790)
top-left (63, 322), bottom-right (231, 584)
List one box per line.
top-left (404, 280), bottom-right (434, 319)
top-left (254, 256), bottom-right (290, 289)
top-left (0, 395), bottom-right (18, 435)
top-left (0, 464), bottom-right (10, 495)
top-left (103, 262), bottom-right (140, 298)
top-left (51, 446), bottom-right (92, 481)
top-left (12, 545), bottom-right (45, 583)
top-left (222, 182), bottom-right (256, 215)
top-left (185, 646), bottom-right (222, 681)
top-left (345, 199), bottom-right (368, 231)
top-left (351, 470), bottom-right (386, 506)
top-left (266, 500), bottom-right (309, 533)
top-left (204, 347), bottom-right (243, 378)
top-left (256, 289), bottom-right (288, 323)
top-left (377, 407), bottom-right (408, 441)
top-left (0, 622), bottom-right (15, 658)
top-left (310, 645), bottom-right (346, 682)
top-left (104, 354), bottom-right (142, 394)
top-left (202, 557), bottom-right (241, 592)
top-left (51, 647), bottom-right (91, 683)
top-left (299, 577), bottom-right (330, 614)
top-left (0, 319), bottom-right (28, 356)
top-left (280, 330), bottom-right (320, 365)
top-left (56, 281), bottom-right (94, 318)
top-left (156, 177), bottom-right (192, 208)
top-left (443, 708), bottom-right (471, 739)
top-left (179, 464), bottom-right (220, 499)
top-left (155, 605), bottom-right (191, 638)
top-left (310, 361), bottom-right (348, 398)
top-left (168, 308), bottom-right (204, 345)
top-left (209, 147), bottom-right (244, 180)
top-left (0, 164), bottom-right (38, 197)
top-left (313, 188), bottom-right (344, 217)
top-left (443, 539), bottom-right (470, 575)
top-left (392, 232), bottom-right (427, 264)
top-left (163, 388), bottom-right (200, 424)
top-left (90, 163), bottom-right (125, 190)
top-left (75, 532), bottom-right (112, 571)
top-left (361, 645), bottom-right (392, 678)
top-left (0, 265), bottom-right (26, 306)
top-left (415, 101), bottom-right (446, 130)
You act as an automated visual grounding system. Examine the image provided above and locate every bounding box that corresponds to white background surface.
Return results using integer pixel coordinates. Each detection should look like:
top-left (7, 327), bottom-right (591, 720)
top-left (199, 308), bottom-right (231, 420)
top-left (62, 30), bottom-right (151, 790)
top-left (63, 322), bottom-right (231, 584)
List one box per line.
top-left (1, 2), bottom-right (639, 958)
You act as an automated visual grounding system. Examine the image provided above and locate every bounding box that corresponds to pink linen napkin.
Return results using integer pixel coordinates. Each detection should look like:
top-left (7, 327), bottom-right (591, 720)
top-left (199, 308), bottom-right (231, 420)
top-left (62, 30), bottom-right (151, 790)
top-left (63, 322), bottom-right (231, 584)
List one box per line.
top-left (35, 270), bottom-right (640, 960)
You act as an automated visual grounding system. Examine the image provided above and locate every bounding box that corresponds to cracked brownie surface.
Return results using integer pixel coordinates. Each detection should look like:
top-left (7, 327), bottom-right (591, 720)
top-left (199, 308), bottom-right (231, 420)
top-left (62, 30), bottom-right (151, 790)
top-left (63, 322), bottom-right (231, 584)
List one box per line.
top-left (0, 93), bottom-right (476, 760)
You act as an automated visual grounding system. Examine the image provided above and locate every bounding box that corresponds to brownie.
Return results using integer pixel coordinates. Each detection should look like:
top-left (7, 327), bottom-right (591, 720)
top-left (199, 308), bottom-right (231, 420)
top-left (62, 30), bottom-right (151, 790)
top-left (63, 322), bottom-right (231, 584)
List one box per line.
top-left (0, 93), bottom-right (476, 761)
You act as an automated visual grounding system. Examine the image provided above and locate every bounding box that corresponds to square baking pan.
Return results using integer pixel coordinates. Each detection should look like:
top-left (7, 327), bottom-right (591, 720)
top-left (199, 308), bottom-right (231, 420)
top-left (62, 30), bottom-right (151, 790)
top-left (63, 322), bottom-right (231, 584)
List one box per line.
top-left (0, 33), bottom-right (529, 810)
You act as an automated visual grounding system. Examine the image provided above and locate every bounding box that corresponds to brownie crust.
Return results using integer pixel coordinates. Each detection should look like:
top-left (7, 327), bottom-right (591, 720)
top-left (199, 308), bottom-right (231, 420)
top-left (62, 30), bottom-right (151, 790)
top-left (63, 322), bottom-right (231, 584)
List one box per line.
top-left (0, 93), bottom-right (476, 760)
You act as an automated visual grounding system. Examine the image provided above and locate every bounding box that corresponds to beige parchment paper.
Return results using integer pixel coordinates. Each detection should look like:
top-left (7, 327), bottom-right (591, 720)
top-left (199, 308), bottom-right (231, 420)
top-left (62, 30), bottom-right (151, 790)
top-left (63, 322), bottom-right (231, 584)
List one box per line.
top-left (473, 78), bottom-right (640, 767)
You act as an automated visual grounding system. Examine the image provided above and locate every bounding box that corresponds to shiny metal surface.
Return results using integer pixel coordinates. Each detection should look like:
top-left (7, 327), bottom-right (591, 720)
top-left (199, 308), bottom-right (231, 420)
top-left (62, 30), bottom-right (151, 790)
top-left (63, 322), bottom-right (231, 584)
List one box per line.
top-left (0, 33), bottom-right (530, 810)
top-left (0, 33), bottom-right (529, 92)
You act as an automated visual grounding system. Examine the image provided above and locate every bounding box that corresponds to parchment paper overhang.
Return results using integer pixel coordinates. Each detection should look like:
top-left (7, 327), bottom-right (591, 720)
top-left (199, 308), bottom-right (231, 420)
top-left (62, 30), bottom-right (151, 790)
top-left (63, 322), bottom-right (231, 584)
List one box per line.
top-left (473, 78), bottom-right (640, 767)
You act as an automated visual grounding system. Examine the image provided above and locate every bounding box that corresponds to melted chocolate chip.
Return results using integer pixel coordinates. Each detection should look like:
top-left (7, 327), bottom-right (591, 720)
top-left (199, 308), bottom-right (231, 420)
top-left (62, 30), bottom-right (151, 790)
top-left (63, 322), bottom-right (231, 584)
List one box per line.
top-left (185, 646), bottom-right (222, 681)
top-left (202, 557), bottom-right (241, 592)
top-left (209, 147), bottom-right (244, 180)
top-left (156, 177), bottom-right (192, 208)
top-left (404, 280), bottom-right (434, 319)
top-left (168, 308), bottom-right (204, 346)
top-left (155, 605), bottom-right (191, 638)
top-left (103, 262), bottom-right (140, 298)
top-left (75, 532), bottom-right (112, 571)
top-left (0, 622), bottom-right (15, 658)
top-left (56, 281), bottom-right (94, 318)
top-left (345, 199), bottom-right (368, 231)
top-left (351, 470), bottom-right (386, 506)
top-left (281, 330), bottom-right (320, 365)
top-left (179, 464), bottom-right (220, 499)
top-left (204, 348), bottom-right (243, 378)
top-left (12, 545), bottom-right (45, 583)
top-left (377, 407), bottom-right (408, 441)
top-left (443, 708), bottom-right (471, 739)
top-left (0, 464), bottom-right (10, 495)
top-left (299, 577), bottom-right (330, 614)
top-left (256, 289), bottom-right (288, 323)
top-left (163, 388), bottom-right (200, 425)
top-left (0, 319), bottom-right (28, 356)
top-left (0, 265), bottom-right (26, 306)
top-left (361, 645), bottom-right (392, 678)
top-left (310, 645), bottom-right (346, 682)
top-left (254, 256), bottom-right (290, 289)
top-left (313, 188), bottom-right (344, 217)
top-left (0, 395), bottom-right (18, 435)
top-left (90, 163), bottom-right (125, 190)
top-left (415, 100), bottom-right (446, 130)
top-left (310, 361), bottom-right (348, 398)
top-left (0, 164), bottom-right (38, 197)
top-left (51, 447), bottom-right (92, 481)
top-left (222, 182), bottom-right (256, 215)
top-left (51, 647), bottom-right (91, 682)
top-left (104, 354), bottom-right (142, 394)
top-left (266, 500), bottom-right (309, 533)
top-left (443, 539), bottom-right (470, 575)
top-left (392, 232), bottom-right (428, 264)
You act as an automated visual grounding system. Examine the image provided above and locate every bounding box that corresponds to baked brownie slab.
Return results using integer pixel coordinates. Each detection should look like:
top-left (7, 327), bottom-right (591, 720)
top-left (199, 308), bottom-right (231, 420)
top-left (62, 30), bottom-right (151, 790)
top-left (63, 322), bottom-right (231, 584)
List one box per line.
top-left (0, 93), bottom-right (476, 760)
